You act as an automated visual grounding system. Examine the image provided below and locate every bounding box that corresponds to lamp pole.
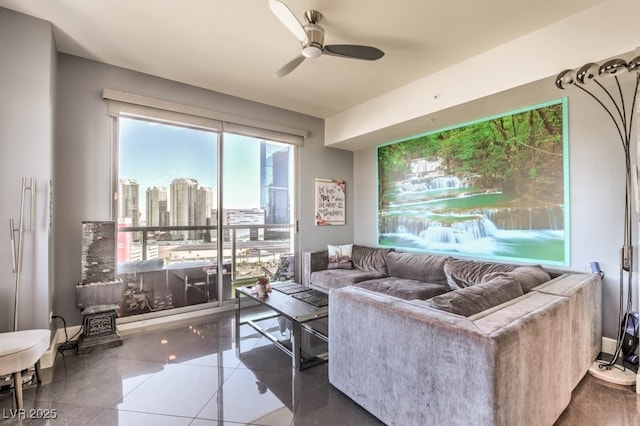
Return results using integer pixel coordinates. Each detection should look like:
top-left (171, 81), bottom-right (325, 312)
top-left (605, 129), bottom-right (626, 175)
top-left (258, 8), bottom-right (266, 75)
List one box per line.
top-left (556, 55), bottom-right (640, 384)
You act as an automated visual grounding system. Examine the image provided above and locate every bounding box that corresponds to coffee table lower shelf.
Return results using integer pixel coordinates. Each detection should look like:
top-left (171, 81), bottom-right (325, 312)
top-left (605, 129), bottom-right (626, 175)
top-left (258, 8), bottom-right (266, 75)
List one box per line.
top-left (235, 285), bottom-right (329, 370)
top-left (244, 314), bottom-right (328, 370)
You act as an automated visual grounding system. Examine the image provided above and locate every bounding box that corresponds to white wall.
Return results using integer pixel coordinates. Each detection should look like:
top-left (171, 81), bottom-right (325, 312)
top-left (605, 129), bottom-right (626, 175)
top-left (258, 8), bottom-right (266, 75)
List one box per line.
top-left (354, 73), bottom-right (638, 338)
top-left (54, 54), bottom-right (352, 325)
top-left (0, 8), bottom-right (55, 332)
top-left (326, 0), bottom-right (640, 150)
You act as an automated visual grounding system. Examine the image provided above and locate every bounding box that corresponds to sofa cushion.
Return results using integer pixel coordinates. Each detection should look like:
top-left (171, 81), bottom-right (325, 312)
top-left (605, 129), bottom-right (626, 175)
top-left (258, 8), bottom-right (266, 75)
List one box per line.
top-left (428, 273), bottom-right (524, 317)
top-left (327, 244), bottom-right (353, 269)
top-left (444, 259), bottom-right (519, 290)
top-left (352, 245), bottom-right (393, 275)
top-left (385, 251), bottom-right (450, 286)
top-left (310, 269), bottom-right (385, 292)
top-left (354, 277), bottom-right (451, 301)
top-left (482, 265), bottom-right (551, 293)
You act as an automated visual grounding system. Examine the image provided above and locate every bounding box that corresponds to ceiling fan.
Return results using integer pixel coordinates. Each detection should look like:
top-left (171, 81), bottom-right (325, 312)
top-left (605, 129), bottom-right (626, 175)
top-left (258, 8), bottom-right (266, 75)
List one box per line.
top-left (268, 0), bottom-right (385, 78)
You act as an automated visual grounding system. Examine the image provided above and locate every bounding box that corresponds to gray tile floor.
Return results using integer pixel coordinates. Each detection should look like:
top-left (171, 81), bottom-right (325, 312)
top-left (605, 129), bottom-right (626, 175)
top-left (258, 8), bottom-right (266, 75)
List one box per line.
top-left (1, 309), bottom-right (639, 425)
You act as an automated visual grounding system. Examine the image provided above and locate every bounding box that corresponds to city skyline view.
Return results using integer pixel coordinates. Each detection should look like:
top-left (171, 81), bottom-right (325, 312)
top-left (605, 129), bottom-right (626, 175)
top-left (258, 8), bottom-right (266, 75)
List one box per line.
top-left (118, 117), bottom-right (264, 219)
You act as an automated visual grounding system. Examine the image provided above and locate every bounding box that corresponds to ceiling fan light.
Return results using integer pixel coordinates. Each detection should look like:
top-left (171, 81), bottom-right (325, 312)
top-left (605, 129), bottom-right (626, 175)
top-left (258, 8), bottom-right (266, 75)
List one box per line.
top-left (599, 58), bottom-right (628, 77)
top-left (302, 45), bottom-right (322, 58)
top-left (555, 69), bottom-right (576, 89)
top-left (576, 63), bottom-right (600, 84)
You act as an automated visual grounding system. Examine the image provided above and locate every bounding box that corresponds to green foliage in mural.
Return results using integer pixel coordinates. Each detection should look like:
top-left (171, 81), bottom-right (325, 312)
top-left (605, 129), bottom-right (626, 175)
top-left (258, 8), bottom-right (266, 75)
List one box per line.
top-left (378, 103), bottom-right (565, 210)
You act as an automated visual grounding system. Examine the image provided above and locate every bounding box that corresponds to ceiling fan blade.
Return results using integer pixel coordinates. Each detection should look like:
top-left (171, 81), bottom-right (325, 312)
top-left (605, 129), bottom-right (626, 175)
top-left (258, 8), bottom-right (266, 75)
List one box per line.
top-left (268, 0), bottom-right (307, 43)
top-left (274, 55), bottom-right (306, 78)
top-left (323, 45), bottom-right (385, 60)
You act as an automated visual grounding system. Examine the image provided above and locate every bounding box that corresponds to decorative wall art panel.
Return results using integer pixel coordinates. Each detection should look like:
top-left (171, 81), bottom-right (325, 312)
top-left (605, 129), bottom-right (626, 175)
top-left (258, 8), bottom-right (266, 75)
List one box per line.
top-left (315, 178), bottom-right (346, 226)
top-left (81, 221), bottom-right (117, 284)
top-left (377, 99), bottom-right (569, 265)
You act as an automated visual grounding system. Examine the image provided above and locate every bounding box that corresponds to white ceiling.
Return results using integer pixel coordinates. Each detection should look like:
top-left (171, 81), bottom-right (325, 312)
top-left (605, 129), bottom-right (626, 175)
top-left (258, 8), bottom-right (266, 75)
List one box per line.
top-left (0, 0), bottom-right (607, 120)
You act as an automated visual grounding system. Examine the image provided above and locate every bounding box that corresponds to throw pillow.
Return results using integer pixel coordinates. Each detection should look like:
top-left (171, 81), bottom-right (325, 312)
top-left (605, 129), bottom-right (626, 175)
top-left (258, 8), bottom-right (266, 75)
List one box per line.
top-left (428, 273), bottom-right (524, 317)
top-left (327, 244), bottom-right (353, 269)
top-left (443, 258), bottom-right (518, 290)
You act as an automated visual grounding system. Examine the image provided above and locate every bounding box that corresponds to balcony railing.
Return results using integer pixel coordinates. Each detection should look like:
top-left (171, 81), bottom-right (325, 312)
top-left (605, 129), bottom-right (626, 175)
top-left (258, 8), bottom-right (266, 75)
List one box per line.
top-left (115, 224), bottom-right (295, 316)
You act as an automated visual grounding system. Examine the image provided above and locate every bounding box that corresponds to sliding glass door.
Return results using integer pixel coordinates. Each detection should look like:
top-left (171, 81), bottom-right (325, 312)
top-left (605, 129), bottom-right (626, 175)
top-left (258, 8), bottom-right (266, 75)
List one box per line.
top-left (113, 117), bottom-right (296, 317)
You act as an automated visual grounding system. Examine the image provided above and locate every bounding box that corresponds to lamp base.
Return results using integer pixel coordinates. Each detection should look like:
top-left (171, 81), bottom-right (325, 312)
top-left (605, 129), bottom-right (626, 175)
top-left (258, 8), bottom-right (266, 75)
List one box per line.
top-left (588, 361), bottom-right (636, 386)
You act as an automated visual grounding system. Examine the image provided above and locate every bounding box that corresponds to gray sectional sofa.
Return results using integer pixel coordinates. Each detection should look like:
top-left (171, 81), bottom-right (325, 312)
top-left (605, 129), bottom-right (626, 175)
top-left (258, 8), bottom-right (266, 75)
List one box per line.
top-left (302, 245), bottom-right (602, 426)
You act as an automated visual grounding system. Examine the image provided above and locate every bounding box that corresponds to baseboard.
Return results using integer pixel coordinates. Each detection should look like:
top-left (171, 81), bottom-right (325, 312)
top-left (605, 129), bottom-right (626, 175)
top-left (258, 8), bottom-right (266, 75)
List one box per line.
top-left (41, 303), bottom-right (237, 369)
top-left (602, 336), bottom-right (617, 355)
top-left (40, 325), bottom-right (82, 369)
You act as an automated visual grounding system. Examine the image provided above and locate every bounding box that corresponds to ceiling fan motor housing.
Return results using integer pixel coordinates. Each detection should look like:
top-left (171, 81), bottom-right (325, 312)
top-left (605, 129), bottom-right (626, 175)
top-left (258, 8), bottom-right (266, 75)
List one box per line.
top-left (302, 23), bottom-right (323, 58)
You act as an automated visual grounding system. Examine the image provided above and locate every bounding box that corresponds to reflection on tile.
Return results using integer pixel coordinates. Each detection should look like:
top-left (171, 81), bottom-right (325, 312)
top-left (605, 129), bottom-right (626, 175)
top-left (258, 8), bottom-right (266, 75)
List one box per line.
top-left (179, 348), bottom-right (241, 369)
top-left (196, 368), bottom-right (293, 425)
top-left (87, 409), bottom-right (193, 426)
top-left (23, 357), bottom-right (160, 408)
top-left (112, 326), bottom-right (235, 365)
top-left (293, 365), bottom-right (384, 426)
top-left (189, 419), bottom-right (246, 426)
top-left (3, 309), bottom-right (639, 425)
top-left (118, 363), bottom-right (231, 417)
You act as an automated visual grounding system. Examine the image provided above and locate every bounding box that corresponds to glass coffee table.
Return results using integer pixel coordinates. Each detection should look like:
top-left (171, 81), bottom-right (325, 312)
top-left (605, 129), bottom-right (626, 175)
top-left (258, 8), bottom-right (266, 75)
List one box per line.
top-left (235, 281), bottom-right (328, 370)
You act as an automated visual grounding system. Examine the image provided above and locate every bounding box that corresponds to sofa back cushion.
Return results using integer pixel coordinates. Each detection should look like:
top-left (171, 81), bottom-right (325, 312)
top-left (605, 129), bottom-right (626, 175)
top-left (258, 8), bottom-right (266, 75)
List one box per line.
top-left (385, 251), bottom-right (450, 286)
top-left (481, 265), bottom-right (551, 293)
top-left (444, 259), bottom-right (519, 290)
top-left (352, 245), bottom-right (394, 275)
top-left (428, 274), bottom-right (524, 316)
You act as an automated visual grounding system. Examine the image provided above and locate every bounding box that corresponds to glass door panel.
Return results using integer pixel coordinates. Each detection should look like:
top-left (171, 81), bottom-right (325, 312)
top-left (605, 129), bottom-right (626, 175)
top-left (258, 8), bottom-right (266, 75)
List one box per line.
top-left (116, 117), bottom-right (220, 316)
top-left (222, 134), bottom-right (295, 300)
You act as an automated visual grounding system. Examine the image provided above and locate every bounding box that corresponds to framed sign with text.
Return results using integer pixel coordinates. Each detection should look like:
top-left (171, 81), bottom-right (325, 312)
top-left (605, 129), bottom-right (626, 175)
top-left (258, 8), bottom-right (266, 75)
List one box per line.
top-left (315, 178), bottom-right (346, 226)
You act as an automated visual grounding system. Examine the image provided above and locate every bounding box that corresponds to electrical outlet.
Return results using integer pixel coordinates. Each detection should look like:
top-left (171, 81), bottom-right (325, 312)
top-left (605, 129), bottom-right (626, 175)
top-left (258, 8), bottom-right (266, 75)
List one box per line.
top-left (49, 311), bottom-right (53, 323)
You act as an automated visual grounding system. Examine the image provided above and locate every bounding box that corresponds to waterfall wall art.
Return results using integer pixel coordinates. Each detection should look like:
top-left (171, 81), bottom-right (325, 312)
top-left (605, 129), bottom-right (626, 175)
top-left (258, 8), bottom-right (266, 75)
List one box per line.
top-left (377, 99), bottom-right (568, 265)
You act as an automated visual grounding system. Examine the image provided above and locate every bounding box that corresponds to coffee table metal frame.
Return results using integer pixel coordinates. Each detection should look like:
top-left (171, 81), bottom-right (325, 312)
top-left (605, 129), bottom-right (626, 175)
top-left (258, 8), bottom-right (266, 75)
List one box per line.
top-left (235, 284), bottom-right (328, 370)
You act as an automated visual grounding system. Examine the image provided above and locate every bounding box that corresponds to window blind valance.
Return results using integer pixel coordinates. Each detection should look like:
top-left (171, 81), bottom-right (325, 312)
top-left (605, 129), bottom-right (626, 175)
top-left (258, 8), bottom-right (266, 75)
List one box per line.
top-left (103, 89), bottom-right (307, 146)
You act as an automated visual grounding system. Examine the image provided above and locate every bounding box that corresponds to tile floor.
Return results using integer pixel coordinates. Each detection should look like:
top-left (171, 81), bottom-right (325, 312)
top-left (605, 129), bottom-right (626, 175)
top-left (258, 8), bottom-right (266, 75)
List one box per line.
top-left (1, 308), bottom-right (640, 425)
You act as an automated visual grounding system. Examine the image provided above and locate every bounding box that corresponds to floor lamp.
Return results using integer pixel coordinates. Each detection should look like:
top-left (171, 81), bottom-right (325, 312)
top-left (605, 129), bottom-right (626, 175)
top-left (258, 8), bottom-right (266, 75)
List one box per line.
top-left (556, 55), bottom-right (640, 385)
top-left (9, 177), bottom-right (35, 332)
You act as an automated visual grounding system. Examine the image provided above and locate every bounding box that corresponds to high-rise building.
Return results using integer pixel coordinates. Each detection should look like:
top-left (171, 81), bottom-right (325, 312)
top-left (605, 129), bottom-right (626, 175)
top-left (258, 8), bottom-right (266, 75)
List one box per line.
top-left (119, 178), bottom-right (140, 227)
top-left (170, 178), bottom-right (199, 239)
top-left (196, 186), bottom-right (214, 225)
top-left (146, 186), bottom-right (168, 227)
top-left (196, 186), bottom-right (215, 241)
top-left (260, 143), bottom-right (290, 239)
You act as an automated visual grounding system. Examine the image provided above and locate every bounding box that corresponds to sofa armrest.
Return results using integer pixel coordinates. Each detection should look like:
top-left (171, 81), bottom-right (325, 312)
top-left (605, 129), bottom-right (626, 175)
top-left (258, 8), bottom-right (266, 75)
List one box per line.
top-left (532, 272), bottom-right (602, 388)
top-left (302, 250), bottom-right (329, 287)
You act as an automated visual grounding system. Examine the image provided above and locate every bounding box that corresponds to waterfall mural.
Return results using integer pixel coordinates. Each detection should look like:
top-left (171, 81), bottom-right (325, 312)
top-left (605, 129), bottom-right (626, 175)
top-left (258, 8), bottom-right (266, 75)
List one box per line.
top-left (377, 99), bottom-right (568, 265)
